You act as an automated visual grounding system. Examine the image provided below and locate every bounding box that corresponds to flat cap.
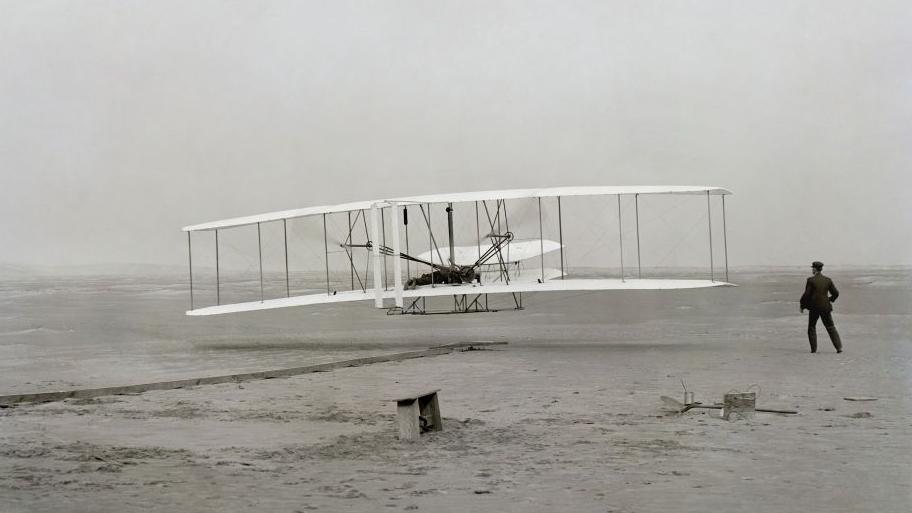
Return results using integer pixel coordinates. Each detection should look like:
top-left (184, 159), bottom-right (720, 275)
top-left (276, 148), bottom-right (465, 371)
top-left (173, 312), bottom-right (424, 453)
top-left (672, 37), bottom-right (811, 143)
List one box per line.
top-left (811, 261), bottom-right (824, 269)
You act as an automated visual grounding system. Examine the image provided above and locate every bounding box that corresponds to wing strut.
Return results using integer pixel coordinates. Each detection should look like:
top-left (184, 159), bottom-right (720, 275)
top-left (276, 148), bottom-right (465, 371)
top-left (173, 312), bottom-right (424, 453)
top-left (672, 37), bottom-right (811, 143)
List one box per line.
top-left (360, 209), bottom-right (370, 289)
top-left (635, 194), bottom-right (642, 279)
top-left (370, 206), bottom-right (383, 307)
top-left (538, 197), bottom-right (544, 282)
top-left (390, 202), bottom-right (403, 307)
top-left (427, 203), bottom-right (434, 288)
top-left (283, 219), bottom-right (290, 297)
top-left (347, 212), bottom-right (354, 290)
top-left (446, 202), bottom-right (455, 267)
top-left (323, 214), bottom-right (331, 294)
top-left (404, 206), bottom-right (411, 281)
top-left (706, 191), bottom-right (714, 283)
top-left (722, 194), bottom-right (729, 282)
top-left (340, 243), bottom-right (366, 292)
top-left (475, 201), bottom-right (481, 262)
top-left (502, 200), bottom-right (511, 263)
top-left (381, 209), bottom-right (388, 290)
top-left (257, 222), bottom-right (264, 302)
top-left (187, 231), bottom-right (194, 310)
top-left (557, 196), bottom-right (565, 280)
top-left (617, 195), bottom-right (625, 282)
top-left (418, 204), bottom-right (446, 269)
top-left (215, 229), bottom-right (220, 305)
top-left (481, 200), bottom-right (510, 285)
top-left (339, 210), bottom-right (367, 293)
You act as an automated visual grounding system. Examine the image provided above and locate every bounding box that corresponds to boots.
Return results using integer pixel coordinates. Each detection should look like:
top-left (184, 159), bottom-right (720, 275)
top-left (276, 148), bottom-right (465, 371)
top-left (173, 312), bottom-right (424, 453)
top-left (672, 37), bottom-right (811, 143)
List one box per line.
top-left (808, 328), bottom-right (817, 353)
top-left (826, 325), bottom-right (843, 353)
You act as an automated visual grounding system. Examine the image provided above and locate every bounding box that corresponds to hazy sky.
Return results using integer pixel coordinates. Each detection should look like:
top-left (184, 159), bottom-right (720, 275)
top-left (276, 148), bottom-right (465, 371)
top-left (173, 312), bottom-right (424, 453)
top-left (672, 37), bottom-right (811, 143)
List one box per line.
top-left (1, 0), bottom-right (910, 268)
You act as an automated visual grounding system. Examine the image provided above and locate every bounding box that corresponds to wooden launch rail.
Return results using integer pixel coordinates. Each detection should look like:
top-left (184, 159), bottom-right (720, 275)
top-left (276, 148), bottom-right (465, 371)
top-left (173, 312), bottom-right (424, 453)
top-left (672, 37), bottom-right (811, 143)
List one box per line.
top-left (0, 341), bottom-right (506, 407)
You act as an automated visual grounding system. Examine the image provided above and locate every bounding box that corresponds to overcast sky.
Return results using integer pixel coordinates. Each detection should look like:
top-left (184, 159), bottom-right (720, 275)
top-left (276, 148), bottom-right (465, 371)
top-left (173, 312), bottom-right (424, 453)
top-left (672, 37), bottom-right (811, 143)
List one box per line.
top-left (1, 0), bottom-right (909, 269)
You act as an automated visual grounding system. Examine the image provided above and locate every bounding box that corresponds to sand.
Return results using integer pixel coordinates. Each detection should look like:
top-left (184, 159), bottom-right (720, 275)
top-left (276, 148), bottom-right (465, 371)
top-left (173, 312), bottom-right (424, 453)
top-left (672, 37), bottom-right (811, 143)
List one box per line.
top-left (1, 268), bottom-right (910, 512)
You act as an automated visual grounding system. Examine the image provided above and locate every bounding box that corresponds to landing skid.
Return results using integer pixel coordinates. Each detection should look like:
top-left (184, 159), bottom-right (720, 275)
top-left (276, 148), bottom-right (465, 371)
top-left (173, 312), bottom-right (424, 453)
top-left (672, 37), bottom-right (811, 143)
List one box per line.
top-left (387, 292), bottom-right (524, 315)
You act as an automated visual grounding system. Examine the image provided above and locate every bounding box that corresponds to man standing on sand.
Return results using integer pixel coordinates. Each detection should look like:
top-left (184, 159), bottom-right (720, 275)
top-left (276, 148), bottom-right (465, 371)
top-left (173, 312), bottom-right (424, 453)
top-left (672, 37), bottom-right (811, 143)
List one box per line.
top-left (800, 261), bottom-right (843, 353)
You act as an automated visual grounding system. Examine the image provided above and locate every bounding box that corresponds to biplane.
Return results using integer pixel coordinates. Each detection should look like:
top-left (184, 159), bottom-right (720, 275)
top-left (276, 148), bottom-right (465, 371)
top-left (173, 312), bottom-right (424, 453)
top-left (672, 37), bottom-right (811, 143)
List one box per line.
top-left (182, 186), bottom-right (733, 316)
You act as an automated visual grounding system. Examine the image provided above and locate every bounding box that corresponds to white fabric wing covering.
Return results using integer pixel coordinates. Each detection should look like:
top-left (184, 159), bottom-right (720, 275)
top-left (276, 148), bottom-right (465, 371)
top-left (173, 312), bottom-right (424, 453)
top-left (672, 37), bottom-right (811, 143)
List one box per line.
top-left (187, 279), bottom-right (734, 316)
top-left (183, 185), bottom-right (731, 232)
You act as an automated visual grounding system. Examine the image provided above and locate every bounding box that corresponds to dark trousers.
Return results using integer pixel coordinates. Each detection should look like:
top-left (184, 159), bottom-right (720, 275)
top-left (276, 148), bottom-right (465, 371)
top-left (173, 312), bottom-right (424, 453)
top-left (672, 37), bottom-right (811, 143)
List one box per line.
top-left (808, 310), bottom-right (843, 352)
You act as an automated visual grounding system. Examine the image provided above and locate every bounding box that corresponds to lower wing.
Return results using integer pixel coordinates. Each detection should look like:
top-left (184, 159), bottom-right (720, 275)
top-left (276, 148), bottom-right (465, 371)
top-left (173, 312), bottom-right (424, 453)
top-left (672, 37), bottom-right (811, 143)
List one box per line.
top-left (186, 278), bottom-right (734, 316)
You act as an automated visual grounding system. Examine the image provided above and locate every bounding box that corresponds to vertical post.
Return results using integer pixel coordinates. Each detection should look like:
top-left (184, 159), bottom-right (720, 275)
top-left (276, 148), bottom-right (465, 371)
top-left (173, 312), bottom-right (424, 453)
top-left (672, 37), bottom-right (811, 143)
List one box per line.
top-left (283, 219), bottom-right (290, 297)
top-left (475, 201), bottom-right (481, 262)
top-left (348, 211), bottom-right (354, 290)
top-left (323, 213), bottom-right (331, 295)
top-left (446, 202), bottom-right (455, 268)
top-left (381, 209), bottom-right (388, 290)
top-left (404, 206), bottom-right (410, 281)
top-left (215, 229), bottom-right (220, 306)
top-left (187, 231), bottom-right (194, 310)
top-left (428, 203), bottom-right (434, 288)
top-left (361, 209), bottom-right (370, 288)
top-left (707, 191), bottom-right (714, 282)
top-left (722, 194), bottom-right (729, 282)
top-left (502, 200), bottom-right (511, 263)
top-left (617, 195), bottom-right (624, 281)
top-left (370, 206), bottom-right (383, 307)
top-left (390, 202), bottom-right (403, 308)
top-left (496, 200), bottom-right (504, 279)
top-left (635, 193), bottom-right (642, 279)
top-left (257, 222), bottom-right (264, 302)
top-left (537, 197), bottom-right (545, 282)
top-left (557, 196), bottom-right (565, 279)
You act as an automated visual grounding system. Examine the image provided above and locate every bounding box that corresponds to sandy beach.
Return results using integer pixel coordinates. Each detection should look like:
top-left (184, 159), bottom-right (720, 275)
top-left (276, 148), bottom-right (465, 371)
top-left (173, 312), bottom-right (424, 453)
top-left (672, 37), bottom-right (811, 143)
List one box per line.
top-left (1, 268), bottom-right (910, 512)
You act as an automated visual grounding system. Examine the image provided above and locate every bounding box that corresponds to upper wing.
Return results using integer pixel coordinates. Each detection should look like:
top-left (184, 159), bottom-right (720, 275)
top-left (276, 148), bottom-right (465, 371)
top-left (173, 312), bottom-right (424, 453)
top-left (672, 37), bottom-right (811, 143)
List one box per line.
top-left (181, 200), bottom-right (377, 232)
top-left (391, 185), bottom-right (731, 208)
top-left (182, 186), bottom-right (731, 233)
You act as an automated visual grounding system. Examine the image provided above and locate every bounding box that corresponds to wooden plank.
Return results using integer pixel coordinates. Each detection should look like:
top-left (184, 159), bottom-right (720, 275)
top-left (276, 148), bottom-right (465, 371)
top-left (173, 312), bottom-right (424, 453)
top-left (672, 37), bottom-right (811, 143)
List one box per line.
top-left (0, 344), bottom-right (487, 407)
top-left (390, 388), bottom-right (441, 403)
top-left (397, 400), bottom-right (421, 441)
top-left (420, 392), bottom-right (442, 432)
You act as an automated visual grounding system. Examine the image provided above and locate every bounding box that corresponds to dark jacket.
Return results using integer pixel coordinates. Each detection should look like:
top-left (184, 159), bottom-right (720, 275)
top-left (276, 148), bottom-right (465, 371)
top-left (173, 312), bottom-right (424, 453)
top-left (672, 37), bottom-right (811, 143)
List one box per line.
top-left (800, 273), bottom-right (839, 312)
